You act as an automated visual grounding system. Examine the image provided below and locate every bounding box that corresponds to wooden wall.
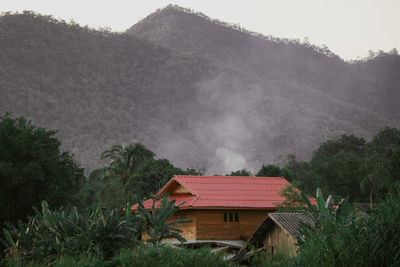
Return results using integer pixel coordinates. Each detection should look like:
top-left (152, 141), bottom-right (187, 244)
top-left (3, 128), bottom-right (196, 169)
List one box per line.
top-left (142, 210), bottom-right (197, 241)
top-left (169, 210), bottom-right (197, 240)
top-left (195, 210), bottom-right (268, 240)
top-left (262, 223), bottom-right (297, 257)
top-left (143, 209), bottom-right (270, 241)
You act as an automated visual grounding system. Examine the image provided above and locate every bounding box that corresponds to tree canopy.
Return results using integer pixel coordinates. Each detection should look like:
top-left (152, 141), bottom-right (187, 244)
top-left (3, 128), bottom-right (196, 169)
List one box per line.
top-left (281, 128), bottom-right (400, 202)
top-left (256, 164), bottom-right (293, 181)
top-left (0, 113), bottom-right (85, 227)
top-left (226, 169), bottom-right (252, 176)
top-left (96, 143), bottom-right (202, 209)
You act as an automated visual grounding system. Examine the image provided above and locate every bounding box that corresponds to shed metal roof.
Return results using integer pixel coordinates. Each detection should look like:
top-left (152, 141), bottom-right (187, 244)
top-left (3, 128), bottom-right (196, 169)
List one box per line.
top-left (269, 213), bottom-right (315, 239)
top-left (246, 212), bottom-right (315, 245)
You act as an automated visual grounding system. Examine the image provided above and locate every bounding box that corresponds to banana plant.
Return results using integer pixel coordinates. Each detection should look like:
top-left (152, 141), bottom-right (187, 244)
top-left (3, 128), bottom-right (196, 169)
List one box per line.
top-left (301, 188), bottom-right (349, 222)
top-left (1, 200), bottom-right (143, 262)
top-left (136, 194), bottom-right (192, 245)
top-left (298, 188), bottom-right (352, 246)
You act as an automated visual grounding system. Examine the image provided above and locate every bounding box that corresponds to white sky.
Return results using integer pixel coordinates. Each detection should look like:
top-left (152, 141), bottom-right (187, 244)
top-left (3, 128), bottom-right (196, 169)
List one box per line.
top-left (1, 0), bottom-right (399, 60)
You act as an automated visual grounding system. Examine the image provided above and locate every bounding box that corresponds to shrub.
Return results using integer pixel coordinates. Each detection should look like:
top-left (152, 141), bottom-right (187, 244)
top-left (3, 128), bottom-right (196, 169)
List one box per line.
top-left (249, 247), bottom-right (292, 267)
top-left (4, 254), bottom-right (103, 267)
top-left (3, 245), bottom-right (230, 267)
top-left (295, 187), bottom-right (400, 266)
top-left (110, 244), bottom-right (230, 267)
top-left (1, 201), bottom-right (141, 263)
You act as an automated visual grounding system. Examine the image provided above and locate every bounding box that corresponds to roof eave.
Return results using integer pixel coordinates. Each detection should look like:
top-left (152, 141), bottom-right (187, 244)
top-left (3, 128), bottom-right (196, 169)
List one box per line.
top-left (176, 206), bottom-right (278, 210)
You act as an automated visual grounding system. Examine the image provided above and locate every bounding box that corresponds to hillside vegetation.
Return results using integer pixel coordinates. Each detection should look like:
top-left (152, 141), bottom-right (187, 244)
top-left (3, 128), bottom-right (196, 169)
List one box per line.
top-left (1, 6), bottom-right (399, 174)
top-left (2, 114), bottom-right (399, 266)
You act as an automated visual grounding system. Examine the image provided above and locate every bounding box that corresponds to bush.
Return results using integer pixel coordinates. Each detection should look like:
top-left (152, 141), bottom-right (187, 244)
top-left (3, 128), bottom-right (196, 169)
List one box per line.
top-left (0, 113), bottom-right (85, 229)
top-left (249, 248), bottom-right (292, 267)
top-left (110, 244), bottom-right (230, 267)
top-left (1, 201), bottom-right (141, 263)
top-left (295, 187), bottom-right (400, 266)
top-left (3, 245), bottom-right (230, 267)
top-left (5, 254), bottom-right (103, 267)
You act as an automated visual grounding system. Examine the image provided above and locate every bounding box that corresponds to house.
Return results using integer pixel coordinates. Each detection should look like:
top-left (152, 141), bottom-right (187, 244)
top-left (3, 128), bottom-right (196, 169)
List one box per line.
top-left (234, 212), bottom-right (315, 261)
top-left (131, 175), bottom-right (292, 246)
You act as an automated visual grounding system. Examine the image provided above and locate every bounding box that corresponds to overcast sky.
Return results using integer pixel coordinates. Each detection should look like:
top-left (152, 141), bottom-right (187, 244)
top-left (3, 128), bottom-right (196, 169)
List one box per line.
top-left (2, 0), bottom-right (399, 60)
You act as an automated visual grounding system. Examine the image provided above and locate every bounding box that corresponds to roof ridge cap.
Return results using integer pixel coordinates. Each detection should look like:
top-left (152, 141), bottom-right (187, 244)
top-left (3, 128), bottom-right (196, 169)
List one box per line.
top-left (175, 175), bottom-right (286, 178)
top-left (271, 212), bottom-right (310, 215)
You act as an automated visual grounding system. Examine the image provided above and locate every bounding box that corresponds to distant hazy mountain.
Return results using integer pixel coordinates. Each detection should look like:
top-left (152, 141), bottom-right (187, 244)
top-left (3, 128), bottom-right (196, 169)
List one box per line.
top-left (1, 6), bottom-right (399, 174)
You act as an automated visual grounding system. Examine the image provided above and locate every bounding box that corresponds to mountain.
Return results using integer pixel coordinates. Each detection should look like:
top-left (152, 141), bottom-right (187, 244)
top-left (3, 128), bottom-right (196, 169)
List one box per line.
top-left (128, 5), bottom-right (400, 122)
top-left (1, 7), bottom-right (399, 174)
top-left (127, 5), bottom-right (400, 171)
top-left (0, 11), bottom-right (213, 172)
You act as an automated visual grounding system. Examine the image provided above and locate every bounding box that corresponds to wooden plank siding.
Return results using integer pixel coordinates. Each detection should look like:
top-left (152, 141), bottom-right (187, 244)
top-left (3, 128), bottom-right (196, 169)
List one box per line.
top-left (142, 210), bottom-right (197, 241)
top-left (169, 210), bottom-right (197, 240)
top-left (142, 209), bottom-right (269, 241)
top-left (263, 223), bottom-right (297, 256)
top-left (196, 210), bottom-right (269, 240)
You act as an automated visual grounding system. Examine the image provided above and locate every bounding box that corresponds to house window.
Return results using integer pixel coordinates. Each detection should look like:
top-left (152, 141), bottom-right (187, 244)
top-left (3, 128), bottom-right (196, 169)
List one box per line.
top-left (224, 212), bottom-right (239, 223)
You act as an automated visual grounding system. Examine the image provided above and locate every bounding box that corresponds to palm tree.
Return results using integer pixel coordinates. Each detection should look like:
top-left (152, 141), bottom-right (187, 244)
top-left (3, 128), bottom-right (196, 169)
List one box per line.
top-left (98, 143), bottom-right (155, 209)
top-left (101, 143), bottom-right (155, 184)
top-left (136, 194), bottom-right (192, 245)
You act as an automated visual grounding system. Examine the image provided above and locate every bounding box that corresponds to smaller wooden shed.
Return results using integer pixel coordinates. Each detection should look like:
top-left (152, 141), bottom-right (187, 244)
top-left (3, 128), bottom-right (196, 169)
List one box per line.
top-left (238, 212), bottom-right (315, 258)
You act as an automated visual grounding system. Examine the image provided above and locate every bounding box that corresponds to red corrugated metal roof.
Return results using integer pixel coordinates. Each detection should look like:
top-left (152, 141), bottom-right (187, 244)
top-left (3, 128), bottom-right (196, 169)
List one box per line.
top-left (132, 175), bottom-right (292, 211)
top-left (135, 194), bottom-right (197, 210)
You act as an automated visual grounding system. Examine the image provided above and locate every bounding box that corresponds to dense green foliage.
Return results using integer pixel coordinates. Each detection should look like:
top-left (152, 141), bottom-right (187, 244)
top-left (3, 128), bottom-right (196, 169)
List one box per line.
top-left (245, 188), bottom-right (400, 267)
top-left (6, 188), bottom-right (400, 266)
top-left (94, 143), bottom-right (202, 209)
top-left (226, 169), bottom-right (252, 176)
top-left (256, 164), bottom-right (293, 181)
top-left (110, 245), bottom-right (229, 267)
top-left (5, 245), bottom-right (230, 267)
top-left (0, 114), bottom-right (85, 228)
top-left (128, 159), bottom-right (201, 200)
top-left (101, 144), bottom-right (156, 183)
top-left (97, 144), bottom-right (156, 209)
top-left (1, 113), bottom-right (400, 265)
top-left (0, 131), bottom-right (198, 264)
top-left (1, 201), bottom-right (141, 262)
top-left (281, 127), bottom-right (400, 202)
top-left (2, 196), bottom-right (192, 264)
top-left (291, 188), bottom-right (400, 266)
top-left (249, 250), bottom-right (293, 267)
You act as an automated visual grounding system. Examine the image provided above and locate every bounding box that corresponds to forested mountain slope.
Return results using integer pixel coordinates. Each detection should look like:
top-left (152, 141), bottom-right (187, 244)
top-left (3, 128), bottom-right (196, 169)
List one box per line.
top-left (127, 5), bottom-right (399, 172)
top-left (128, 5), bottom-right (400, 122)
top-left (0, 11), bottom-right (213, 172)
top-left (1, 7), bottom-right (399, 174)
